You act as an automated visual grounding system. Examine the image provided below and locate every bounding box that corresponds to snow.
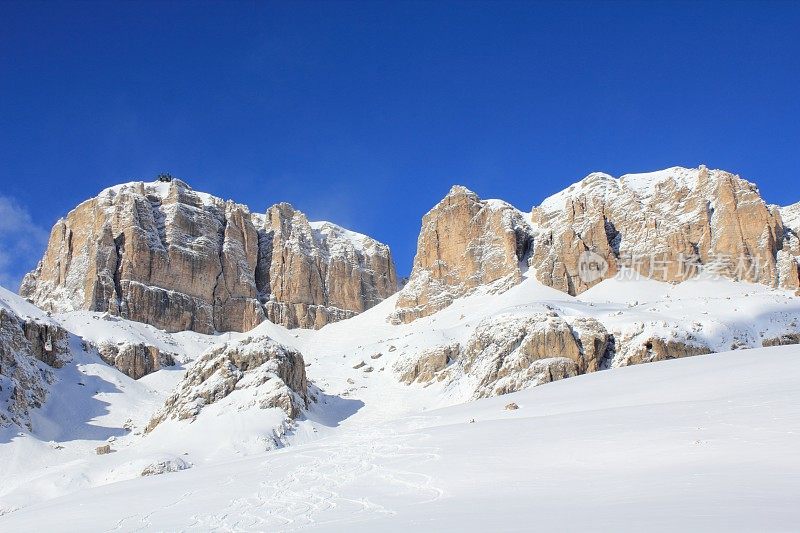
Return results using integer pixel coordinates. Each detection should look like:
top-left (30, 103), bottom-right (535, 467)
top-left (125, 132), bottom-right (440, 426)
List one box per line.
top-left (2, 345), bottom-right (799, 530)
top-left (781, 201), bottom-right (800, 231)
top-left (538, 171), bottom-right (618, 211)
top-left (619, 165), bottom-right (700, 198)
top-left (309, 221), bottom-right (376, 255)
top-left (2, 269), bottom-right (800, 528)
top-left (55, 311), bottom-right (225, 364)
top-left (0, 285), bottom-right (54, 324)
top-left (537, 166), bottom-right (743, 213)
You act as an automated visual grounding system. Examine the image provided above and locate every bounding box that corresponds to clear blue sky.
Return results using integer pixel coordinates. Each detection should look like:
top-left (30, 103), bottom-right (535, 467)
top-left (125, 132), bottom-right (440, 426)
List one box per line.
top-left (1, 1), bottom-right (799, 289)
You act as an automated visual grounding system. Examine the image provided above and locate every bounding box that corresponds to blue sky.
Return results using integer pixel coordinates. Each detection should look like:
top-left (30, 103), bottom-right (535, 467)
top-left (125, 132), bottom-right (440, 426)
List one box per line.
top-left (1, 1), bottom-right (799, 288)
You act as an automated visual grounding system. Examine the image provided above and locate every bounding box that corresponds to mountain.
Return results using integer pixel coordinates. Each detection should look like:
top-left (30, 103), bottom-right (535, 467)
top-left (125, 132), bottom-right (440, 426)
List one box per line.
top-left (3, 166), bottom-right (800, 528)
top-left (394, 166), bottom-right (800, 322)
top-left (20, 179), bottom-right (397, 334)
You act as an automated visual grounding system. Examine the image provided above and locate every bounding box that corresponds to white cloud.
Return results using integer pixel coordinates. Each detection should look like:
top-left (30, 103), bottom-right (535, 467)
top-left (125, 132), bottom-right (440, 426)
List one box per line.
top-left (0, 196), bottom-right (50, 291)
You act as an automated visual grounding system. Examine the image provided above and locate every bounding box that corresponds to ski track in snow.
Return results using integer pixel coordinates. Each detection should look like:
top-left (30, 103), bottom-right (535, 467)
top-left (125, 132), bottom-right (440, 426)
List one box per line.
top-left (190, 428), bottom-right (443, 530)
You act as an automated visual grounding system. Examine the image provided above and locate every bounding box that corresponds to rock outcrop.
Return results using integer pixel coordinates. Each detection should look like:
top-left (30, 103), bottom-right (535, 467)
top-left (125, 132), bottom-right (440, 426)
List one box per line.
top-left (614, 335), bottom-right (711, 367)
top-left (96, 342), bottom-right (176, 380)
top-left (395, 311), bottom-right (609, 398)
top-left (396, 343), bottom-right (460, 384)
top-left (394, 167), bottom-right (800, 322)
top-left (761, 333), bottom-right (800, 347)
top-left (0, 296), bottom-right (70, 430)
top-left (610, 320), bottom-right (712, 367)
top-left (146, 334), bottom-right (308, 432)
top-left (460, 312), bottom-right (609, 398)
top-left (21, 179), bottom-right (397, 334)
top-left (392, 186), bottom-right (532, 323)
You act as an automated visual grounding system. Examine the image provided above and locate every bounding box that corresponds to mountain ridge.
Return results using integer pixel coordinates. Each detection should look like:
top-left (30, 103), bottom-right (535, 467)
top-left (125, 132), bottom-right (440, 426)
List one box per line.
top-left (20, 178), bottom-right (398, 334)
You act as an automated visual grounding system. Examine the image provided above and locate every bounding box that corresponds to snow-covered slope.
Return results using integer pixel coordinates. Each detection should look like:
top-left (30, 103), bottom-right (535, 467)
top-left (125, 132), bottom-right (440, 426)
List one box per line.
top-left (2, 264), bottom-right (800, 527)
top-left (2, 345), bottom-right (799, 531)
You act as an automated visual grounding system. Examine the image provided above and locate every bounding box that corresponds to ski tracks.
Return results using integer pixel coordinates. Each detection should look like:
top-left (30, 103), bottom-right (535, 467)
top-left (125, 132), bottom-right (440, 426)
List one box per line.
top-left (191, 428), bottom-right (444, 530)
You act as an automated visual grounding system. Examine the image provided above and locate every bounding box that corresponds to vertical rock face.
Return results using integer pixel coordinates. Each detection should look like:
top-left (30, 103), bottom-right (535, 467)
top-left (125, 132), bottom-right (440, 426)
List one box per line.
top-left (778, 202), bottom-right (800, 292)
top-left (257, 203), bottom-right (397, 329)
top-left (530, 166), bottom-right (792, 294)
top-left (391, 186), bottom-right (532, 323)
top-left (21, 179), bottom-right (397, 334)
top-left (394, 167), bottom-right (800, 322)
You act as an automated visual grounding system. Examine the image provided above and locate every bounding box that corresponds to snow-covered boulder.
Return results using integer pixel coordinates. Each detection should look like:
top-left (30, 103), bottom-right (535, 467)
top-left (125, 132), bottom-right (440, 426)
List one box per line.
top-left (460, 312), bottom-right (609, 398)
top-left (146, 334), bottom-right (308, 431)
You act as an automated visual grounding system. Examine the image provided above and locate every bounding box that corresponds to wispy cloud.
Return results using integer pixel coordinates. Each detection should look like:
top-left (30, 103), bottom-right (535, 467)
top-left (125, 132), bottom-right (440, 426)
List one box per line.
top-left (0, 196), bottom-right (50, 291)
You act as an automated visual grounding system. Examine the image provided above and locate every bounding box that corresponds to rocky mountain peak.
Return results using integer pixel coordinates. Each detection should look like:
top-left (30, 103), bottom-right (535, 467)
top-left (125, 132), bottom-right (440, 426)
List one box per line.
top-left (394, 166), bottom-right (800, 323)
top-left (391, 184), bottom-right (533, 323)
top-left (21, 179), bottom-right (397, 334)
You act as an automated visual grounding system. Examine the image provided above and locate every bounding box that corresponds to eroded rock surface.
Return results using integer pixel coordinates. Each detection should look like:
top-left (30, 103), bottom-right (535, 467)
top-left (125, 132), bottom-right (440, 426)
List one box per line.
top-left (530, 166), bottom-right (794, 294)
top-left (146, 334), bottom-right (308, 432)
top-left (0, 306), bottom-right (70, 430)
top-left (460, 312), bottom-right (609, 398)
top-left (396, 343), bottom-right (460, 384)
top-left (21, 179), bottom-right (397, 333)
top-left (392, 186), bottom-right (532, 323)
top-left (394, 167), bottom-right (800, 322)
top-left (96, 342), bottom-right (176, 380)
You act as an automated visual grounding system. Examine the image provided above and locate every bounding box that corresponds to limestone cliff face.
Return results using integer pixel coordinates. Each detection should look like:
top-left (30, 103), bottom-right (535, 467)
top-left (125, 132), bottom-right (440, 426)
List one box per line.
top-left (394, 167), bottom-right (800, 322)
top-left (391, 186), bottom-right (532, 323)
top-left (530, 166), bottom-right (794, 294)
top-left (458, 312), bottom-right (608, 398)
top-left (21, 179), bottom-right (397, 334)
top-left (257, 203), bottom-right (397, 329)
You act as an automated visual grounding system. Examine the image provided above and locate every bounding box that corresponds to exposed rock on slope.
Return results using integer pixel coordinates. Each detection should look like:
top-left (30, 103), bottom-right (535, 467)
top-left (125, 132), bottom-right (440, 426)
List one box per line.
top-left (612, 327), bottom-right (711, 367)
top-left (396, 343), bottom-right (460, 384)
top-left (0, 290), bottom-right (70, 430)
top-left (392, 310), bottom-right (610, 398)
top-left (459, 312), bottom-right (609, 398)
top-left (394, 167), bottom-right (800, 322)
top-left (96, 342), bottom-right (176, 380)
top-left (392, 186), bottom-right (532, 323)
top-left (146, 334), bottom-right (308, 432)
top-left (21, 179), bottom-right (397, 334)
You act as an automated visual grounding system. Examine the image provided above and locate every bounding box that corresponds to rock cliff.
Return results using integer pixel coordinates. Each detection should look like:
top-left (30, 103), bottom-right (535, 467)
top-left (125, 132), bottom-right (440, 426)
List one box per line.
top-left (530, 166), bottom-right (794, 293)
top-left (391, 186), bottom-right (532, 323)
top-left (394, 167), bottom-right (800, 322)
top-left (21, 179), bottom-right (397, 334)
